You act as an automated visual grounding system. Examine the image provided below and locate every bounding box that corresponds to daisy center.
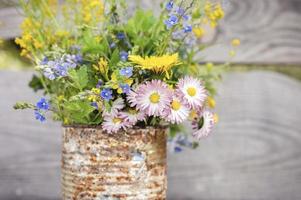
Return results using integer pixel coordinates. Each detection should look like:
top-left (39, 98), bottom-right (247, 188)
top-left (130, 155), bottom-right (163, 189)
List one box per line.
top-left (171, 100), bottom-right (181, 111)
top-left (149, 92), bottom-right (160, 104)
top-left (113, 117), bottom-right (122, 124)
top-left (187, 87), bottom-right (197, 97)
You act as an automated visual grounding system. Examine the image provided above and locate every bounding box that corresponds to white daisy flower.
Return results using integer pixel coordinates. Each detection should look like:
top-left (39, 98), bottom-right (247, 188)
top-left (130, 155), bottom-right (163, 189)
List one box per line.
top-left (135, 80), bottom-right (172, 117)
top-left (192, 110), bottom-right (215, 140)
top-left (164, 95), bottom-right (190, 124)
top-left (177, 76), bottom-right (207, 110)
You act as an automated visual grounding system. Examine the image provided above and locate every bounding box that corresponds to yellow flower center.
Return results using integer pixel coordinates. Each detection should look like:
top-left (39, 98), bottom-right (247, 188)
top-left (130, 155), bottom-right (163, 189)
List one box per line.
top-left (113, 117), bottom-right (122, 124)
top-left (171, 100), bottom-right (181, 111)
top-left (187, 87), bottom-right (197, 97)
top-left (149, 92), bottom-right (160, 104)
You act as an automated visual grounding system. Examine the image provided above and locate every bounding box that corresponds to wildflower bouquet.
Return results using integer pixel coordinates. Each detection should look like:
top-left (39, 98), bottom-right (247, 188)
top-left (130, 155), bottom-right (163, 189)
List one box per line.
top-left (15, 0), bottom-right (228, 149)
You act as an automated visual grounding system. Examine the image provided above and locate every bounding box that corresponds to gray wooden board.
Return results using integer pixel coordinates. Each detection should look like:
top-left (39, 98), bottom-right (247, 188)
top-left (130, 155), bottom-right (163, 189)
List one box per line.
top-left (1, 70), bottom-right (301, 199)
top-left (1, 0), bottom-right (301, 64)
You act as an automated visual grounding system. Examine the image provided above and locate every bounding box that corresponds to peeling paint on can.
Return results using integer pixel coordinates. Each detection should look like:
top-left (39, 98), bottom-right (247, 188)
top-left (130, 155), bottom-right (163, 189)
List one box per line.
top-left (62, 126), bottom-right (167, 200)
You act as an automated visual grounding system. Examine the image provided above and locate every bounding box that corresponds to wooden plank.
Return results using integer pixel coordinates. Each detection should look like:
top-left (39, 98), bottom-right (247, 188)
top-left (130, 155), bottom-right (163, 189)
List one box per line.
top-left (1, 0), bottom-right (301, 64)
top-left (0, 70), bottom-right (301, 199)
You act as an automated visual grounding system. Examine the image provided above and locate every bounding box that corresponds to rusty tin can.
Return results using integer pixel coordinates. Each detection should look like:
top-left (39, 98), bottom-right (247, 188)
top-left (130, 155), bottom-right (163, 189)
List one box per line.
top-left (62, 126), bottom-right (167, 200)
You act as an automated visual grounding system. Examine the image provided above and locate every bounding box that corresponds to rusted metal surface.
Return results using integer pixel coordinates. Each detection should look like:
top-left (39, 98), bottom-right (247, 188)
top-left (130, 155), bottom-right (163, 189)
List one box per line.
top-left (62, 126), bottom-right (167, 200)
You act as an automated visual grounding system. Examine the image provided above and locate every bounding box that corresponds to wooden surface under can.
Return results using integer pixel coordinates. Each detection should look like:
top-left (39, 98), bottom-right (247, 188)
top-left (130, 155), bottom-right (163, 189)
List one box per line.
top-left (62, 126), bottom-right (167, 200)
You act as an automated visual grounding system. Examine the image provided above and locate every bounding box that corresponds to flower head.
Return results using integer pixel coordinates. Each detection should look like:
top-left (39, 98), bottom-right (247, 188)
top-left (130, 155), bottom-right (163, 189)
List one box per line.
top-left (164, 15), bottom-right (178, 29)
top-left (165, 1), bottom-right (174, 11)
top-left (102, 113), bottom-right (131, 133)
top-left (192, 110), bottom-right (215, 140)
top-left (119, 83), bottom-right (131, 94)
top-left (34, 111), bottom-right (46, 122)
top-left (119, 67), bottom-right (133, 78)
top-left (120, 109), bottom-right (146, 125)
top-left (101, 88), bottom-right (113, 101)
top-left (183, 25), bottom-right (192, 33)
top-left (134, 80), bottom-right (172, 117)
top-left (129, 54), bottom-right (180, 74)
top-left (163, 95), bottom-right (190, 124)
top-left (116, 32), bottom-right (125, 40)
top-left (177, 76), bottom-right (207, 109)
top-left (36, 98), bottom-right (50, 110)
top-left (120, 51), bottom-right (128, 62)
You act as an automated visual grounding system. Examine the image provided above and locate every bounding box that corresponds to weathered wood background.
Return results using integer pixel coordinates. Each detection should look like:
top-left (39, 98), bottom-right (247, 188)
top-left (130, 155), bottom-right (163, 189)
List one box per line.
top-left (1, 0), bottom-right (301, 64)
top-left (1, 70), bottom-right (301, 200)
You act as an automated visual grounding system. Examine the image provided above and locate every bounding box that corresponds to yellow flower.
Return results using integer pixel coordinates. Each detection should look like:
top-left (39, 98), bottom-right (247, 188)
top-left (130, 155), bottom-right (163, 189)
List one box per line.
top-left (93, 58), bottom-right (108, 78)
top-left (193, 27), bottom-right (205, 38)
top-left (33, 40), bottom-right (43, 49)
top-left (129, 54), bottom-right (180, 74)
top-left (110, 72), bottom-right (133, 94)
top-left (231, 39), bottom-right (241, 47)
top-left (207, 97), bottom-right (216, 108)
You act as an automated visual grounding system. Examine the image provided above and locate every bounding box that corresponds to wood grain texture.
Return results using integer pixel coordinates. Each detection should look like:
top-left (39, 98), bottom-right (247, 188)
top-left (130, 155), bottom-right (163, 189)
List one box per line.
top-left (1, 0), bottom-right (301, 64)
top-left (1, 70), bottom-right (301, 199)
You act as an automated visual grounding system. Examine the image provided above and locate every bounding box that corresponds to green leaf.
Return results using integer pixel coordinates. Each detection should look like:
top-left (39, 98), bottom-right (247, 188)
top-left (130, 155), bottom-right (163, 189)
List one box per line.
top-left (109, 49), bottom-right (120, 67)
top-left (28, 75), bottom-right (43, 92)
top-left (69, 66), bottom-right (88, 91)
top-left (64, 100), bottom-right (95, 124)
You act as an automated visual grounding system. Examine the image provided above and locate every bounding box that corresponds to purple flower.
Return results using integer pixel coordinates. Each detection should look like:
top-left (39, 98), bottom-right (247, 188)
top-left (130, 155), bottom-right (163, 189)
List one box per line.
top-left (101, 88), bottom-right (113, 101)
top-left (119, 84), bottom-right (131, 94)
top-left (119, 67), bottom-right (133, 78)
top-left (34, 111), bottom-right (46, 122)
top-left (96, 80), bottom-right (103, 88)
top-left (120, 51), bottom-right (128, 62)
top-left (43, 68), bottom-right (56, 80)
top-left (183, 25), bottom-right (192, 33)
top-left (174, 146), bottom-right (183, 153)
top-left (116, 32), bottom-right (125, 40)
top-left (110, 42), bottom-right (116, 49)
top-left (164, 15), bottom-right (178, 29)
top-left (91, 102), bottom-right (98, 109)
top-left (166, 1), bottom-right (174, 11)
top-left (176, 6), bottom-right (185, 16)
top-left (55, 63), bottom-right (69, 77)
top-left (40, 57), bottom-right (48, 65)
top-left (36, 98), bottom-right (50, 110)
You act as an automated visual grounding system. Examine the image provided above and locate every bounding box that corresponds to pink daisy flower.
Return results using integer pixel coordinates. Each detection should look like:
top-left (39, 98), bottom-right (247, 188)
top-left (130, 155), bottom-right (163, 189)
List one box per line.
top-left (120, 109), bottom-right (146, 125)
top-left (135, 80), bottom-right (172, 117)
top-left (177, 76), bottom-right (207, 110)
top-left (102, 113), bottom-right (132, 134)
top-left (127, 90), bottom-right (138, 107)
top-left (163, 94), bottom-right (190, 124)
top-left (192, 110), bottom-right (215, 140)
top-left (102, 98), bottom-right (125, 116)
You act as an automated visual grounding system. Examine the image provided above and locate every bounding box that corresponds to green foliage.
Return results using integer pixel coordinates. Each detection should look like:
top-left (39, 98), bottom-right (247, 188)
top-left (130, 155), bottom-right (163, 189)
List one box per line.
top-left (69, 66), bottom-right (89, 91)
top-left (63, 100), bottom-right (95, 124)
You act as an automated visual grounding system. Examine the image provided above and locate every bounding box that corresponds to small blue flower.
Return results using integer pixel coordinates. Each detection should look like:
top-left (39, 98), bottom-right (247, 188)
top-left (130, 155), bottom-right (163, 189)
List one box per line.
top-left (36, 98), bottom-right (50, 110)
top-left (183, 15), bottom-right (191, 21)
top-left (110, 42), bottom-right (116, 49)
top-left (119, 84), bottom-right (131, 94)
top-left (176, 6), bottom-right (185, 16)
top-left (183, 25), bottom-right (192, 33)
top-left (91, 102), bottom-right (98, 109)
top-left (40, 57), bottom-right (48, 65)
top-left (43, 68), bottom-right (56, 80)
top-left (116, 32), bottom-right (125, 40)
top-left (120, 51), bottom-right (128, 62)
top-left (75, 54), bottom-right (83, 63)
top-left (34, 111), bottom-right (46, 122)
top-left (164, 15), bottom-right (178, 29)
top-left (96, 80), bottom-right (103, 88)
top-left (101, 88), bottom-right (113, 101)
top-left (55, 63), bottom-right (69, 77)
top-left (165, 1), bottom-right (174, 11)
top-left (119, 67), bottom-right (133, 78)
top-left (174, 146), bottom-right (183, 153)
